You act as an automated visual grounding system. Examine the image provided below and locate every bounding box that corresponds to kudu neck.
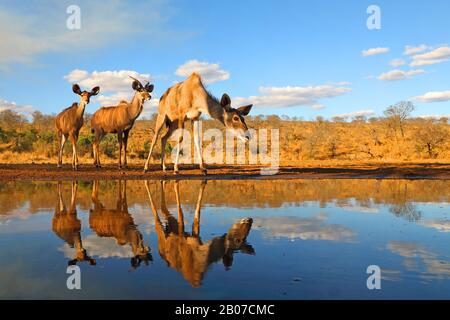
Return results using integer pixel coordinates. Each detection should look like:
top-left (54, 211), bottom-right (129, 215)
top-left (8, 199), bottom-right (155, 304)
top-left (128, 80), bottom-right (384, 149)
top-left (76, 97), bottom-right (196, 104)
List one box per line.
top-left (76, 100), bottom-right (87, 117)
top-left (129, 92), bottom-right (144, 119)
top-left (206, 95), bottom-right (224, 124)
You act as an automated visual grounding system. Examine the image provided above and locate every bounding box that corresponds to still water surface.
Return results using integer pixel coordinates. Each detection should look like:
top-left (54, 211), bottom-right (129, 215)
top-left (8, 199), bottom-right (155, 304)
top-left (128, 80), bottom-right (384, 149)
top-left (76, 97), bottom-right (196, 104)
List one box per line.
top-left (0, 179), bottom-right (449, 299)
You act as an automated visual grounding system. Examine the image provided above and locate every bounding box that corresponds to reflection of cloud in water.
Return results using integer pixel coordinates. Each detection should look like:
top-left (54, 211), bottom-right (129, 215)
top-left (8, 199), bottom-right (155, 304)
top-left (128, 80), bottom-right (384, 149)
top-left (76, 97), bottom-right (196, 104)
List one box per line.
top-left (381, 269), bottom-right (402, 282)
top-left (419, 219), bottom-right (450, 232)
top-left (387, 241), bottom-right (450, 280)
top-left (341, 205), bottom-right (379, 214)
top-left (59, 235), bottom-right (134, 259)
top-left (387, 241), bottom-right (429, 258)
top-left (0, 204), bottom-right (33, 224)
top-left (253, 213), bottom-right (355, 242)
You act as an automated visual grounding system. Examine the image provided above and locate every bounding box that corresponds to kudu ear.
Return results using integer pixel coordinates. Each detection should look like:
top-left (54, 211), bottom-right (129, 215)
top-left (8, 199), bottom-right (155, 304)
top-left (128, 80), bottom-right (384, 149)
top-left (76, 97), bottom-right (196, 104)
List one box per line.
top-left (132, 80), bottom-right (142, 91)
top-left (221, 94), bottom-right (232, 109)
top-left (72, 84), bottom-right (82, 95)
top-left (237, 104), bottom-right (253, 116)
top-left (90, 86), bottom-right (100, 96)
top-left (145, 83), bottom-right (154, 93)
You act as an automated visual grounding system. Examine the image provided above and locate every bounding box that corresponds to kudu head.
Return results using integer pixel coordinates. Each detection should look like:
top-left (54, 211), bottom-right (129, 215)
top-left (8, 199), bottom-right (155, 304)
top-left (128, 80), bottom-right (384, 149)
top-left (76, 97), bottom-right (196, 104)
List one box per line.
top-left (72, 84), bottom-right (100, 105)
top-left (130, 76), bottom-right (154, 104)
top-left (68, 248), bottom-right (97, 266)
top-left (130, 246), bottom-right (152, 270)
top-left (220, 94), bottom-right (253, 142)
top-left (223, 217), bottom-right (255, 269)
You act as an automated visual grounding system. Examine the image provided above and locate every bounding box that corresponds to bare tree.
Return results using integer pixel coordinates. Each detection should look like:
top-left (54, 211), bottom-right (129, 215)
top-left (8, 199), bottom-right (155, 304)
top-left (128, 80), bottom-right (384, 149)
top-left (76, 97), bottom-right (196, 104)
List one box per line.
top-left (415, 122), bottom-right (449, 158)
top-left (383, 101), bottom-right (415, 138)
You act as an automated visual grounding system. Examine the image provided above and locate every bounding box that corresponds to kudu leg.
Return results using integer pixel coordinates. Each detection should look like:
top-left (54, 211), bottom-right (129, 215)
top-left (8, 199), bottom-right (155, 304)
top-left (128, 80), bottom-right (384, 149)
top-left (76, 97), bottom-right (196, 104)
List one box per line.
top-left (144, 114), bottom-right (166, 172)
top-left (123, 130), bottom-right (130, 168)
top-left (193, 120), bottom-right (206, 174)
top-left (173, 181), bottom-right (185, 235)
top-left (69, 133), bottom-right (78, 170)
top-left (57, 181), bottom-right (65, 212)
top-left (118, 132), bottom-right (123, 169)
top-left (93, 131), bottom-right (103, 168)
top-left (173, 121), bottom-right (185, 174)
top-left (70, 181), bottom-right (78, 208)
top-left (160, 122), bottom-right (176, 172)
top-left (144, 181), bottom-right (166, 236)
top-left (92, 140), bottom-right (97, 167)
top-left (192, 180), bottom-right (206, 237)
top-left (57, 132), bottom-right (67, 168)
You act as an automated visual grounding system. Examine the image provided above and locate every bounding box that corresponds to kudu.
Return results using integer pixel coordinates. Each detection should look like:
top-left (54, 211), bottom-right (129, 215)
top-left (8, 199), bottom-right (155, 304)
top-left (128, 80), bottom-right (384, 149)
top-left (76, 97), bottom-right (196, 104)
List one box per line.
top-left (143, 72), bottom-right (253, 174)
top-left (144, 180), bottom-right (254, 287)
top-left (91, 77), bottom-right (154, 168)
top-left (55, 84), bottom-right (100, 170)
top-left (52, 181), bottom-right (96, 266)
top-left (89, 180), bottom-right (151, 269)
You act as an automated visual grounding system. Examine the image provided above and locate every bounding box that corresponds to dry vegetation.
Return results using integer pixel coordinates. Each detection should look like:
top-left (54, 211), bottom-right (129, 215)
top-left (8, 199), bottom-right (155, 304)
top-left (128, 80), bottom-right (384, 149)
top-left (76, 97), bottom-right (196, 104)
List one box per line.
top-left (0, 101), bottom-right (449, 165)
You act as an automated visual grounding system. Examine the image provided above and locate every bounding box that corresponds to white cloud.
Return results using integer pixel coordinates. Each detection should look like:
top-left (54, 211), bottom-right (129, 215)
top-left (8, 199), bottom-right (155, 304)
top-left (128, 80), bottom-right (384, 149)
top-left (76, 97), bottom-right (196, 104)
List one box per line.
top-left (312, 104), bottom-right (325, 110)
top-left (417, 114), bottom-right (450, 119)
top-left (0, 1), bottom-right (189, 68)
top-left (410, 45), bottom-right (450, 66)
top-left (233, 83), bottom-right (351, 109)
top-left (0, 99), bottom-right (34, 115)
top-left (333, 109), bottom-right (375, 119)
top-left (390, 58), bottom-right (406, 67)
top-left (403, 44), bottom-right (430, 56)
top-left (64, 69), bottom-right (151, 93)
top-left (175, 60), bottom-right (230, 84)
top-left (362, 47), bottom-right (390, 57)
top-left (64, 69), bottom-right (158, 115)
top-left (253, 214), bottom-right (355, 242)
top-left (413, 90), bottom-right (450, 103)
top-left (377, 69), bottom-right (427, 81)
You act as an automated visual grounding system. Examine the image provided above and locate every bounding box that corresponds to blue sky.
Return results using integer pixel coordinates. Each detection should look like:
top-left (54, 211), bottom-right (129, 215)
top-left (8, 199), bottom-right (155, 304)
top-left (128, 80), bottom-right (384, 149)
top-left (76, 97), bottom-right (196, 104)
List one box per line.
top-left (0, 0), bottom-right (449, 120)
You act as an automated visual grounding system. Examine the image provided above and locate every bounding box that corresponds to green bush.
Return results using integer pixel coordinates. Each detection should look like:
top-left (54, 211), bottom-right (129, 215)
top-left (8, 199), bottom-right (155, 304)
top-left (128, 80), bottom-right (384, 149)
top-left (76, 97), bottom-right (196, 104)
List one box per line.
top-left (100, 134), bottom-right (118, 158)
top-left (0, 127), bottom-right (9, 143)
top-left (14, 129), bottom-right (38, 152)
top-left (77, 134), bottom-right (94, 156)
top-left (38, 131), bottom-right (55, 144)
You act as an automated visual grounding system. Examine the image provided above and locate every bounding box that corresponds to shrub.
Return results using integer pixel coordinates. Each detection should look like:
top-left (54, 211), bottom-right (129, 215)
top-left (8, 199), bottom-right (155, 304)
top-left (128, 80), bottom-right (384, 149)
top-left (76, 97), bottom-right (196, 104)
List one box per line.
top-left (77, 134), bottom-right (94, 156)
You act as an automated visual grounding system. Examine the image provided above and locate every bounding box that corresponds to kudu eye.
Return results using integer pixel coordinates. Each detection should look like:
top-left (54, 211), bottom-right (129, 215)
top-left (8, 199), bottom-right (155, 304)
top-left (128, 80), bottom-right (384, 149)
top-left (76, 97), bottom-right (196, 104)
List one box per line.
top-left (233, 115), bottom-right (239, 121)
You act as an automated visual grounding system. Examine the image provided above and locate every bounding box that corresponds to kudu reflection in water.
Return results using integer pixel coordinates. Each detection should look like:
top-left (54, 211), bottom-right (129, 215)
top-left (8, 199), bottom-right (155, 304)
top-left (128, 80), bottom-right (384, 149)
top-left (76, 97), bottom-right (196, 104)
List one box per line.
top-left (145, 180), bottom-right (254, 287)
top-left (52, 181), bottom-right (96, 266)
top-left (90, 180), bottom-right (151, 269)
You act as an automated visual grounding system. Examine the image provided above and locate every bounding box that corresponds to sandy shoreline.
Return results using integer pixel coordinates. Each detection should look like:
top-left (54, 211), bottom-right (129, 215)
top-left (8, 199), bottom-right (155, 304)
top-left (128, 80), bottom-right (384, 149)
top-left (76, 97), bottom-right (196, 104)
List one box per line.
top-left (0, 163), bottom-right (449, 181)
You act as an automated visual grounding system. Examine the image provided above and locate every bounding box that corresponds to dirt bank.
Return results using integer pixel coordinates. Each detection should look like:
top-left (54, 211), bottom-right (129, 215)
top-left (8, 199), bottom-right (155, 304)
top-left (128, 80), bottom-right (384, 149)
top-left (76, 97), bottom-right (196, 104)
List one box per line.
top-left (0, 163), bottom-right (449, 181)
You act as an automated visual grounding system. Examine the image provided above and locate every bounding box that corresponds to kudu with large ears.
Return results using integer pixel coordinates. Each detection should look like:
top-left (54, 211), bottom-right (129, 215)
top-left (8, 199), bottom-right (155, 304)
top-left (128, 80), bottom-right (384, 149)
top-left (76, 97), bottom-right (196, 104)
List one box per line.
top-left (145, 180), bottom-right (254, 288)
top-left (55, 84), bottom-right (100, 170)
top-left (91, 76), bottom-right (154, 169)
top-left (52, 181), bottom-right (96, 266)
top-left (143, 72), bottom-right (253, 174)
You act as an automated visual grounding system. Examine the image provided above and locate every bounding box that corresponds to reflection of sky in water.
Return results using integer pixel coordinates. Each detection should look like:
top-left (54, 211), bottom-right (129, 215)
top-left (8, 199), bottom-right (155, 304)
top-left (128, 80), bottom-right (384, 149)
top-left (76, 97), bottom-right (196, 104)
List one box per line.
top-left (0, 180), bottom-right (449, 299)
